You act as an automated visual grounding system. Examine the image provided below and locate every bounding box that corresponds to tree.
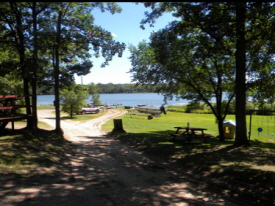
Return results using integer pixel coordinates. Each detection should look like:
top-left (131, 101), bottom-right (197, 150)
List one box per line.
top-left (0, 2), bottom-right (33, 128)
top-left (87, 82), bottom-right (99, 95)
top-left (0, 2), bottom-right (125, 133)
top-left (0, 2), bottom-right (51, 130)
top-left (91, 93), bottom-right (101, 106)
top-left (0, 75), bottom-right (23, 95)
top-left (37, 2), bottom-right (125, 133)
top-left (137, 2), bottom-right (275, 146)
top-left (129, 31), bottom-right (236, 141)
top-left (234, 2), bottom-right (248, 146)
top-left (27, 2), bottom-right (51, 130)
top-left (87, 83), bottom-right (101, 105)
top-left (60, 85), bottom-right (89, 118)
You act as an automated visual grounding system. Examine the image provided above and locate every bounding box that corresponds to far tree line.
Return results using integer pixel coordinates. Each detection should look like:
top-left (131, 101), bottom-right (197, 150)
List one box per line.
top-left (37, 83), bottom-right (164, 95)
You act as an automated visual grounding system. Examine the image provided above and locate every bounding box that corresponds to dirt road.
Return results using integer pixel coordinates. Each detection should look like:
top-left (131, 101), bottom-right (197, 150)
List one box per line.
top-left (1, 109), bottom-right (236, 206)
top-left (37, 109), bottom-right (127, 141)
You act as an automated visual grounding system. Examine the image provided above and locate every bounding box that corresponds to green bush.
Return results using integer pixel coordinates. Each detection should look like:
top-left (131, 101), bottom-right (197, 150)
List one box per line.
top-left (185, 102), bottom-right (204, 113)
top-left (167, 105), bottom-right (186, 113)
top-left (246, 101), bottom-right (256, 114)
top-left (167, 101), bottom-right (258, 115)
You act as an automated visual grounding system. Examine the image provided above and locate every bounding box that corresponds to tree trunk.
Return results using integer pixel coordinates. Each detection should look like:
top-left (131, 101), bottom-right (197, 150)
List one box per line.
top-left (24, 79), bottom-right (32, 128)
top-left (31, 2), bottom-right (38, 131)
top-left (54, 11), bottom-right (62, 134)
top-left (70, 105), bottom-right (73, 118)
top-left (112, 119), bottom-right (126, 133)
top-left (10, 2), bottom-right (32, 129)
top-left (216, 89), bottom-right (225, 141)
top-left (217, 116), bottom-right (225, 142)
top-left (234, 2), bottom-right (249, 146)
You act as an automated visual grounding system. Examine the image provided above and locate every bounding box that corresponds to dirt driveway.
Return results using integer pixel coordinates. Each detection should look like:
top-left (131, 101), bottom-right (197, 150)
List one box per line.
top-left (1, 109), bottom-right (237, 206)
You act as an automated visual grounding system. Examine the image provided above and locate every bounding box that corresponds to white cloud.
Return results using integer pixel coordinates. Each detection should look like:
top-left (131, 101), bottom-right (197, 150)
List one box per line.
top-left (111, 33), bottom-right (117, 37)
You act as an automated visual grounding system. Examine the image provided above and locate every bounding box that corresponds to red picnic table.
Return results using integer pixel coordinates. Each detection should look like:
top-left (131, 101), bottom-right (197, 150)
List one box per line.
top-left (0, 95), bottom-right (36, 131)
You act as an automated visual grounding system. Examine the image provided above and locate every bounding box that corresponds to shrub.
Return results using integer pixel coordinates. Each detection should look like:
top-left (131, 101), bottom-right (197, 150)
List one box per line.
top-left (185, 102), bottom-right (206, 113)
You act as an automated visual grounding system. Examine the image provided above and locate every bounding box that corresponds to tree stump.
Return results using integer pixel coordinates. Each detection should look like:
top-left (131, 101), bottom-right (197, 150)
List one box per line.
top-left (148, 115), bottom-right (153, 120)
top-left (112, 119), bottom-right (126, 133)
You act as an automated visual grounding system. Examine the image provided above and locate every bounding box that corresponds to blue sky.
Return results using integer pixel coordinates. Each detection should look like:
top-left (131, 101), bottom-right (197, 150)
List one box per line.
top-left (74, 2), bottom-right (177, 85)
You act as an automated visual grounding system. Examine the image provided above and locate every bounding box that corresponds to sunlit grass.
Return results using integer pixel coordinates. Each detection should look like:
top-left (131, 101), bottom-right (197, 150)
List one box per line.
top-left (103, 111), bottom-right (275, 145)
top-left (37, 105), bottom-right (55, 110)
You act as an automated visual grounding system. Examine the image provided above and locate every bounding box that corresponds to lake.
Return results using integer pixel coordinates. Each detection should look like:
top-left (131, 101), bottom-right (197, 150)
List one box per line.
top-left (37, 93), bottom-right (190, 107)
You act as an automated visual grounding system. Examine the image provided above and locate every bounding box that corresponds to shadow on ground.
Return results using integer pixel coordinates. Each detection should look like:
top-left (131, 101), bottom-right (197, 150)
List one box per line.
top-left (1, 128), bottom-right (274, 205)
top-left (0, 128), bottom-right (227, 206)
top-left (108, 130), bottom-right (275, 206)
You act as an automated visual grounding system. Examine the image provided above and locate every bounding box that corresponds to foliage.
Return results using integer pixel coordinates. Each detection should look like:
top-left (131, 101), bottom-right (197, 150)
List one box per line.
top-left (185, 102), bottom-right (206, 113)
top-left (0, 75), bottom-right (24, 95)
top-left (36, 2), bottom-right (126, 88)
top-left (91, 93), bottom-right (101, 105)
top-left (86, 82), bottom-right (101, 105)
top-left (60, 85), bottom-right (89, 118)
top-left (0, 2), bottom-right (126, 131)
top-left (166, 105), bottom-right (187, 113)
top-left (169, 101), bottom-right (259, 116)
top-left (129, 33), bottom-right (236, 141)
top-left (96, 83), bottom-right (165, 94)
top-left (132, 2), bottom-right (275, 145)
top-left (87, 83), bottom-right (99, 95)
top-left (38, 83), bottom-right (165, 95)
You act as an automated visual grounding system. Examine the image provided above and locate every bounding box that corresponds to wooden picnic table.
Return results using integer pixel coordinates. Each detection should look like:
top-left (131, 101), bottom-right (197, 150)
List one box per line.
top-left (0, 95), bottom-right (36, 131)
top-left (170, 127), bottom-right (210, 143)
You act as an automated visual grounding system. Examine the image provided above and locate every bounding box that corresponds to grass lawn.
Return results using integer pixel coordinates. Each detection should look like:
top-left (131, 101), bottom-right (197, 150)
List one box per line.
top-left (37, 105), bottom-right (55, 110)
top-left (102, 111), bottom-right (275, 205)
top-left (103, 111), bottom-right (275, 146)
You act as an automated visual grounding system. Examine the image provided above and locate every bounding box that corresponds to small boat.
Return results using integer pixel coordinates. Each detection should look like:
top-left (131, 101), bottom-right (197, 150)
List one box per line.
top-left (137, 104), bottom-right (147, 107)
top-left (136, 105), bottom-right (162, 115)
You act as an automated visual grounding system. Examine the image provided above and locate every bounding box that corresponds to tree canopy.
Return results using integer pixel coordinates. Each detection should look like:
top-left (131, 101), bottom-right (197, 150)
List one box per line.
top-left (0, 2), bottom-right (125, 132)
top-left (132, 2), bottom-right (275, 145)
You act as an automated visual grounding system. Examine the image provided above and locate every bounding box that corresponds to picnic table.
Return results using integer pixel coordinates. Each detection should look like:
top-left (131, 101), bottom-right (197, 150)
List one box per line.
top-left (170, 126), bottom-right (210, 143)
top-left (0, 95), bottom-right (36, 131)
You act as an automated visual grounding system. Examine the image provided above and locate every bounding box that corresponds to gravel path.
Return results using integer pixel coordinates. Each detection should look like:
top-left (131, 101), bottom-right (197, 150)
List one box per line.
top-left (1, 109), bottom-right (237, 206)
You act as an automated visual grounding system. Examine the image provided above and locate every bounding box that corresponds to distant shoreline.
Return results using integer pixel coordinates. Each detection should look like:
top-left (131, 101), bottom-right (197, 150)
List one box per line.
top-left (37, 93), bottom-right (189, 108)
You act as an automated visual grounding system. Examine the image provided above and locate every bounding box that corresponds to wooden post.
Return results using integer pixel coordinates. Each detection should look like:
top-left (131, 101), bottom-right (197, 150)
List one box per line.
top-left (112, 119), bottom-right (126, 133)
